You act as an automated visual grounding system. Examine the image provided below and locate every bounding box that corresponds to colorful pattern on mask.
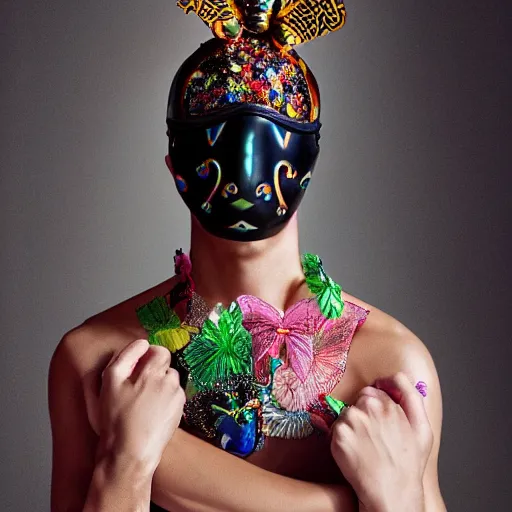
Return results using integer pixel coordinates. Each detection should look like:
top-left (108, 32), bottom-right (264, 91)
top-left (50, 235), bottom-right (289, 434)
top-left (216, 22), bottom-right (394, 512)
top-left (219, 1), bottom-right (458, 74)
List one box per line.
top-left (183, 37), bottom-right (315, 122)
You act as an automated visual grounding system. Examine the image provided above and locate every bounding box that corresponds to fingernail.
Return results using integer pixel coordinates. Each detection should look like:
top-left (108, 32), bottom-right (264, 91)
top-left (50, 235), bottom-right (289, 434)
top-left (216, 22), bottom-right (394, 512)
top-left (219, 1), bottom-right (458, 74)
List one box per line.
top-left (415, 381), bottom-right (428, 397)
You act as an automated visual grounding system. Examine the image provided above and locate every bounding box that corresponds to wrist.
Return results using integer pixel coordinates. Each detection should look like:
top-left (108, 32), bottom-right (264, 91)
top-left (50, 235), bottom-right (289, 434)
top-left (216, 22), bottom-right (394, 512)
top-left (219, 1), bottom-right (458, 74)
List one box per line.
top-left (85, 450), bottom-right (154, 512)
top-left (103, 451), bottom-right (155, 488)
top-left (96, 435), bottom-right (157, 485)
top-left (360, 482), bottom-right (425, 512)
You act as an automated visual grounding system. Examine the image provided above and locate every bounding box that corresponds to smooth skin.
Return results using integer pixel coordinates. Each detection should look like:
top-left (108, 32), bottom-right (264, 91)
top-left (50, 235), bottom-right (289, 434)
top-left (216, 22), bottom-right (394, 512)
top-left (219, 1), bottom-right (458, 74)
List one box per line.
top-left (49, 213), bottom-right (446, 511)
top-left (332, 375), bottom-right (434, 512)
top-left (82, 340), bottom-right (185, 511)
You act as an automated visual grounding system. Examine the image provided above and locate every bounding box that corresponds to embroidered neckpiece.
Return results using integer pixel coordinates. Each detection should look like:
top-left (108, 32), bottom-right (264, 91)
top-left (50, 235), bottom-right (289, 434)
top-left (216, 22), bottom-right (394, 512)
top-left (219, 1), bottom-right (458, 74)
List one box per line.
top-left (136, 250), bottom-right (369, 457)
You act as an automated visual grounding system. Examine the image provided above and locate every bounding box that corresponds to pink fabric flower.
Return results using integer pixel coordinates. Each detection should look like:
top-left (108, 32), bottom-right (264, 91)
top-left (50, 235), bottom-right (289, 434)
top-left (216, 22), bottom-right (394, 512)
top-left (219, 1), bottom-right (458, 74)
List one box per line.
top-left (239, 296), bottom-right (370, 411)
top-left (238, 296), bottom-right (327, 383)
top-left (273, 368), bottom-right (300, 410)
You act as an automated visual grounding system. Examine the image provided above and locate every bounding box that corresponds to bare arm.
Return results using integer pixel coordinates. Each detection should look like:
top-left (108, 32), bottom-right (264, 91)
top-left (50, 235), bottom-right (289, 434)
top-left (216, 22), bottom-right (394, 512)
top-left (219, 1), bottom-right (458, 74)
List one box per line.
top-left (345, 315), bottom-right (447, 511)
top-left (387, 332), bottom-right (446, 512)
top-left (49, 336), bottom-right (98, 511)
top-left (49, 332), bottom-right (356, 512)
top-left (83, 449), bottom-right (153, 512)
top-left (415, 350), bottom-right (446, 512)
top-left (49, 337), bottom-right (156, 512)
top-left (152, 428), bottom-right (356, 512)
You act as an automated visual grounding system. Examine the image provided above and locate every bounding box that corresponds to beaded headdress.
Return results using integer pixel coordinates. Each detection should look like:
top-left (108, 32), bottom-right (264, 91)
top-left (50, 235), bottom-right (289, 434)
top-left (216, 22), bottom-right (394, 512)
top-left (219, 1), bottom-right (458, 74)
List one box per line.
top-left (168, 0), bottom-right (347, 127)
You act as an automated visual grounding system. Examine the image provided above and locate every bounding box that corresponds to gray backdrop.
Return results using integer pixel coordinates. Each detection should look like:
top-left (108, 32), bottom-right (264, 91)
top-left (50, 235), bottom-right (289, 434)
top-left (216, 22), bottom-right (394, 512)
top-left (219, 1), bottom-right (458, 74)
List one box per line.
top-left (1, 1), bottom-right (510, 510)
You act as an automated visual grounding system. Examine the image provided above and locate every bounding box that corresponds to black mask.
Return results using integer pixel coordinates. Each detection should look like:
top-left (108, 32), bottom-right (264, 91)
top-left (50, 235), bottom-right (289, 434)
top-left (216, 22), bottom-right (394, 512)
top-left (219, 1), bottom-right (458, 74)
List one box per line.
top-left (167, 113), bottom-right (320, 241)
top-left (166, 37), bottom-right (322, 241)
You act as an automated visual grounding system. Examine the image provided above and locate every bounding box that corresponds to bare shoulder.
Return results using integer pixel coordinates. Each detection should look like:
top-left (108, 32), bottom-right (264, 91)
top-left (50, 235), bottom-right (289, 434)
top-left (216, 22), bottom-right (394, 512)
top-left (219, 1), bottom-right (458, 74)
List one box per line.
top-left (50, 275), bottom-right (178, 379)
top-left (338, 292), bottom-right (445, 509)
top-left (48, 275), bottom-right (178, 510)
top-left (334, 291), bottom-right (441, 405)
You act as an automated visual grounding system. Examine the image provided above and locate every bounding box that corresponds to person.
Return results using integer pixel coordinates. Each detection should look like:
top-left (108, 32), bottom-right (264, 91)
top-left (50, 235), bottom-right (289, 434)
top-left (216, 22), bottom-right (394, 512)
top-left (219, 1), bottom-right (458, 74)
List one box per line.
top-left (49, 2), bottom-right (445, 510)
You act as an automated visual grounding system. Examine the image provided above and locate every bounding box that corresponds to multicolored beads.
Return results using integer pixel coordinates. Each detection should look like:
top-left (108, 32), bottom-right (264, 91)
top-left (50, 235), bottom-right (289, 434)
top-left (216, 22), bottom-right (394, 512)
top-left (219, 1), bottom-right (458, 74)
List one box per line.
top-left (183, 37), bottom-right (313, 122)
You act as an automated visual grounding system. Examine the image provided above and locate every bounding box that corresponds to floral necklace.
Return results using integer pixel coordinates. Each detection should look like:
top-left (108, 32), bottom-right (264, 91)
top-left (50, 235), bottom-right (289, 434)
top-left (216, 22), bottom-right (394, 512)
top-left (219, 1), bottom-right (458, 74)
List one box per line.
top-left (136, 250), bottom-right (369, 457)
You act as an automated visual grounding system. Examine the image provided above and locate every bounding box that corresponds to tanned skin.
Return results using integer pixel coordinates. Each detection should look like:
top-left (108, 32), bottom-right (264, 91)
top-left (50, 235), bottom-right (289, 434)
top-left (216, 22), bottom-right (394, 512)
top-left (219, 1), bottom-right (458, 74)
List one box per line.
top-left (49, 215), bottom-right (445, 511)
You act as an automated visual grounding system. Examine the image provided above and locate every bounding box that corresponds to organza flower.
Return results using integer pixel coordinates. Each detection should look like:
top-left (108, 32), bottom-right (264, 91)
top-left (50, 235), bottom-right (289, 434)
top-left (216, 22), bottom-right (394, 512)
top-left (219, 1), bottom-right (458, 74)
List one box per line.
top-left (183, 302), bottom-right (252, 391)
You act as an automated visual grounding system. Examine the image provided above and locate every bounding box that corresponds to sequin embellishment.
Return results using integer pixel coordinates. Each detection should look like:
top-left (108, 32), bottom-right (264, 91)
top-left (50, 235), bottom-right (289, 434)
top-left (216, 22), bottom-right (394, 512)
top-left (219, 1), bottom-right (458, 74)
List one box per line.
top-left (183, 38), bottom-right (313, 122)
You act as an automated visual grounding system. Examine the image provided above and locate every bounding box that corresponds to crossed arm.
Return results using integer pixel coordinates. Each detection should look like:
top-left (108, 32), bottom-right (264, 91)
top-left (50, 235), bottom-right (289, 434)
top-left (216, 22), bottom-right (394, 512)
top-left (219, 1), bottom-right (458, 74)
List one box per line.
top-left (49, 322), bottom-right (444, 512)
top-left (49, 335), bottom-right (355, 512)
top-left (151, 334), bottom-right (446, 512)
top-left (151, 429), bottom-right (356, 512)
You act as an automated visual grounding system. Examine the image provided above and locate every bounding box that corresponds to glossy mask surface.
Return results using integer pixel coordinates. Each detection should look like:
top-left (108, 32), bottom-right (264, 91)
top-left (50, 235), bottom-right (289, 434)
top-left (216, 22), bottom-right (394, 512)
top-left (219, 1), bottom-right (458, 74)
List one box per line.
top-left (168, 114), bottom-right (319, 241)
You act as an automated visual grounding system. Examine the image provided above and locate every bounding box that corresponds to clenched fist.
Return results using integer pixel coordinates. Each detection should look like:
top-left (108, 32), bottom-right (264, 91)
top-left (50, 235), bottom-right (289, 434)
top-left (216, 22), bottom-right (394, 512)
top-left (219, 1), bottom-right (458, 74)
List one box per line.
top-left (331, 373), bottom-right (433, 512)
top-left (84, 339), bottom-right (185, 476)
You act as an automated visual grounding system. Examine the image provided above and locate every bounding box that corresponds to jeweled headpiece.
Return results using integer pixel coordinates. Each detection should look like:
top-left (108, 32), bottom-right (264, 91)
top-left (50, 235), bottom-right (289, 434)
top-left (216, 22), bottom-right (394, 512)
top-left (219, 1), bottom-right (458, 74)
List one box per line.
top-left (169, 36), bottom-right (319, 124)
top-left (177, 0), bottom-right (346, 48)
top-left (169, 0), bottom-right (346, 125)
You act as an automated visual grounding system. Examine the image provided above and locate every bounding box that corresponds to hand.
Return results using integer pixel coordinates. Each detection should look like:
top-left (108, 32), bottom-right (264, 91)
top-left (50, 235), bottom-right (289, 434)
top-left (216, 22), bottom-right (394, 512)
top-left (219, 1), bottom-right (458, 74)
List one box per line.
top-left (330, 372), bottom-right (433, 512)
top-left (84, 339), bottom-right (186, 475)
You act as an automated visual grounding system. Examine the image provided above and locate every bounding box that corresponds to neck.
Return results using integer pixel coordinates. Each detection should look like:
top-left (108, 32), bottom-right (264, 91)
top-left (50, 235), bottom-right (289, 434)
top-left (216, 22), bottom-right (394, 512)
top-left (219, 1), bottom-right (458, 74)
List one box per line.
top-left (189, 215), bottom-right (308, 311)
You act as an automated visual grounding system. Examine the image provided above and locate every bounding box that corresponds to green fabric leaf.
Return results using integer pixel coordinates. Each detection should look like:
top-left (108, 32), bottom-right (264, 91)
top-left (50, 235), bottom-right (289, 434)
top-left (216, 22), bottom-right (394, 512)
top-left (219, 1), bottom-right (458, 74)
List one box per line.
top-left (317, 281), bottom-right (344, 320)
top-left (302, 253), bottom-right (326, 294)
top-left (136, 296), bottom-right (195, 353)
top-left (325, 395), bottom-right (348, 416)
top-left (183, 302), bottom-right (252, 390)
top-left (200, 318), bottom-right (219, 344)
top-left (229, 300), bottom-right (243, 326)
top-left (302, 253), bottom-right (345, 320)
top-left (136, 296), bottom-right (181, 333)
top-left (149, 326), bottom-right (197, 353)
